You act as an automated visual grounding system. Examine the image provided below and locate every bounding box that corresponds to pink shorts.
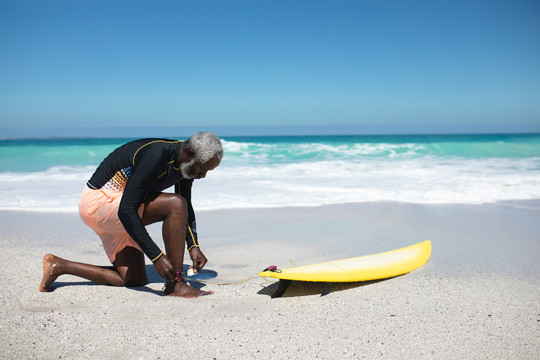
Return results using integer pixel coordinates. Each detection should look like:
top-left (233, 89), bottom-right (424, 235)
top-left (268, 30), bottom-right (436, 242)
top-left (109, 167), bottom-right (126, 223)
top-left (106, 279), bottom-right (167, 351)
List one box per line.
top-left (79, 186), bottom-right (143, 263)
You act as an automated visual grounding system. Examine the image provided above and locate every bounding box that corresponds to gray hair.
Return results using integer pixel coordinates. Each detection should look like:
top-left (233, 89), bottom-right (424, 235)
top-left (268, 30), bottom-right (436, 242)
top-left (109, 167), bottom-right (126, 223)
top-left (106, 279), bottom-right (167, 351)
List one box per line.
top-left (184, 132), bottom-right (224, 163)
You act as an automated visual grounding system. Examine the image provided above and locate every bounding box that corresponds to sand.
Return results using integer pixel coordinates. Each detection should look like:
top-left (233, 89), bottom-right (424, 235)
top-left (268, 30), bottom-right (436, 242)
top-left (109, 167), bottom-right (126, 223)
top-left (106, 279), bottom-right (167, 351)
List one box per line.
top-left (0, 201), bottom-right (539, 359)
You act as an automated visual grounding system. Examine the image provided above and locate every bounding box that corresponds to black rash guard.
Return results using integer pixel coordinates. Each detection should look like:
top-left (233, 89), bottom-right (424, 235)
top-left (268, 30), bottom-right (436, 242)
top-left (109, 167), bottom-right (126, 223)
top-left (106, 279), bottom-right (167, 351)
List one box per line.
top-left (86, 138), bottom-right (199, 262)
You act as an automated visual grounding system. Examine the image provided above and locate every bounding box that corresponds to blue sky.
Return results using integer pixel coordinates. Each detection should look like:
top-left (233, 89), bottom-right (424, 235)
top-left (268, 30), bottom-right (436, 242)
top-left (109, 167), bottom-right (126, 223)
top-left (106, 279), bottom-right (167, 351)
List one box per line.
top-left (1, 0), bottom-right (539, 137)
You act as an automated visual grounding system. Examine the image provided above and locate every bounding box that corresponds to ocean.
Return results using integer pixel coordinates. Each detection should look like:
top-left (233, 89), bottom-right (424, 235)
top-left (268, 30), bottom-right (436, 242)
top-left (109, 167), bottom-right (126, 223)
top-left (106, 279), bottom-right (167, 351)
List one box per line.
top-left (1, 133), bottom-right (539, 211)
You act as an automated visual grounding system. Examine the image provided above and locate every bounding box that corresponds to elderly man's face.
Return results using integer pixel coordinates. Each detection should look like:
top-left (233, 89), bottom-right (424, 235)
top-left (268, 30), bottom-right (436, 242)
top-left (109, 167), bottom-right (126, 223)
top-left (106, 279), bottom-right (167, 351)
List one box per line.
top-left (181, 156), bottom-right (221, 180)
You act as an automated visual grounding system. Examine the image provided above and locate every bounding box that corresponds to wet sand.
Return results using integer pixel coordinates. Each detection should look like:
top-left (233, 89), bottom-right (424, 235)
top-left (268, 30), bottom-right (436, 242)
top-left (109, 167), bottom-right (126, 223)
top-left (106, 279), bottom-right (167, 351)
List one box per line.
top-left (1, 201), bottom-right (539, 359)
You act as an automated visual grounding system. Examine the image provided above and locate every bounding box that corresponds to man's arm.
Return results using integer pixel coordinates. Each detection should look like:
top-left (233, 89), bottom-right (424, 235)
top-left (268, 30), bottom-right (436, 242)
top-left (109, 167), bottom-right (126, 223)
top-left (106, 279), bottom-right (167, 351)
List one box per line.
top-left (175, 179), bottom-right (207, 272)
top-left (175, 179), bottom-right (199, 250)
top-left (118, 151), bottom-right (165, 261)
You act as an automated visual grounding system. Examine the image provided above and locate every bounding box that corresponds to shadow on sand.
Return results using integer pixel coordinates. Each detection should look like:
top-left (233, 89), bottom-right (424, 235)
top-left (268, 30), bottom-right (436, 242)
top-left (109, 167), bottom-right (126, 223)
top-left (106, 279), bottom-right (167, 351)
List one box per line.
top-left (48, 265), bottom-right (216, 296)
top-left (257, 276), bottom-right (400, 298)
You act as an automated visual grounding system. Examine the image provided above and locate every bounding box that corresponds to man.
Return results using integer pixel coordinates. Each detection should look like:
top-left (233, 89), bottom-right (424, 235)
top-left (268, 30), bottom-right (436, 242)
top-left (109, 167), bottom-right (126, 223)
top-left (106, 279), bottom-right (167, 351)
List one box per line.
top-left (39, 132), bottom-right (223, 298)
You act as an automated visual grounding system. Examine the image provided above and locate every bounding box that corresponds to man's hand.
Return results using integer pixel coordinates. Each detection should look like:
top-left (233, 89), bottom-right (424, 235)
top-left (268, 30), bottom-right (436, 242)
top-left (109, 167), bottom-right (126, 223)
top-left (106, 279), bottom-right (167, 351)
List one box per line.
top-left (153, 254), bottom-right (176, 281)
top-left (189, 247), bottom-right (208, 273)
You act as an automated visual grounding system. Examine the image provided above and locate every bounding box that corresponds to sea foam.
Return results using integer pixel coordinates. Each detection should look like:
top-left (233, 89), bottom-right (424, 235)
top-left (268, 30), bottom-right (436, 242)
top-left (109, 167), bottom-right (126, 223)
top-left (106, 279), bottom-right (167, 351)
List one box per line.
top-left (1, 135), bottom-right (539, 211)
top-left (1, 157), bottom-right (538, 212)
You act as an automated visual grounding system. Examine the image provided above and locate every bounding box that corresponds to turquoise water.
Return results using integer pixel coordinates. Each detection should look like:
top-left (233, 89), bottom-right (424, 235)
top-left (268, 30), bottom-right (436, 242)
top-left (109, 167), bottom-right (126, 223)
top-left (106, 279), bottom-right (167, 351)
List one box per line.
top-left (0, 133), bottom-right (539, 210)
top-left (1, 133), bottom-right (540, 172)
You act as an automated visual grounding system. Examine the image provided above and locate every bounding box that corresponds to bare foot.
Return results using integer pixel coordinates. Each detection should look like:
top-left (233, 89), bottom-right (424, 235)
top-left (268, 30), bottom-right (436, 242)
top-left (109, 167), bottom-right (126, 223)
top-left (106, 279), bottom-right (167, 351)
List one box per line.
top-left (163, 280), bottom-right (213, 298)
top-left (39, 254), bottom-right (63, 292)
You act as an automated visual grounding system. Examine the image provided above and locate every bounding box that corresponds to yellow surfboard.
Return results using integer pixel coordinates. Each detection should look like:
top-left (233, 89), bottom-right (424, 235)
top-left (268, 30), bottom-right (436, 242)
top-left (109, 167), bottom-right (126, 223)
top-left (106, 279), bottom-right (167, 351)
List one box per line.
top-left (259, 240), bottom-right (431, 297)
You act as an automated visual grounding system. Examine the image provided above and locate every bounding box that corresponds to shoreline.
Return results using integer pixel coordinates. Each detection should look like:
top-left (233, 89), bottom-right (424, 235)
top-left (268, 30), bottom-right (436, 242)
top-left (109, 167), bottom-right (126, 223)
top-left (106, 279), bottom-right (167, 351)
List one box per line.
top-left (1, 201), bottom-right (539, 359)
top-left (1, 196), bottom-right (539, 213)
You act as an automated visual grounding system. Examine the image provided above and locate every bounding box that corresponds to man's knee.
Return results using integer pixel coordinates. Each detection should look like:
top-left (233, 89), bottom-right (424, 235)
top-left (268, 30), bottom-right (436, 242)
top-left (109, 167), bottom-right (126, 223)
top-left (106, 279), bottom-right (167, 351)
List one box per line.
top-left (168, 194), bottom-right (188, 218)
top-left (119, 255), bottom-right (147, 287)
top-left (114, 246), bottom-right (147, 287)
top-left (124, 274), bottom-right (147, 287)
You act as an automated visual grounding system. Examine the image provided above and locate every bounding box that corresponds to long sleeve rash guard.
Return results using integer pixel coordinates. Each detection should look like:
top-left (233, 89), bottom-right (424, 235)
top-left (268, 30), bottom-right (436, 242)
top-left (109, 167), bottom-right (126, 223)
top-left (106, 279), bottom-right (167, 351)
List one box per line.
top-left (86, 139), bottom-right (199, 261)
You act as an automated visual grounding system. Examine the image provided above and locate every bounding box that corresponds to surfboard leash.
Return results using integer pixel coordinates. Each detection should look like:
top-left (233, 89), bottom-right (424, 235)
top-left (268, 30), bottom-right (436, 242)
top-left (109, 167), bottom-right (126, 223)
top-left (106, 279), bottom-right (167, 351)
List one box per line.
top-left (184, 259), bottom-right (297, 286)
top-left (184, 274), bottom-right (262, 286)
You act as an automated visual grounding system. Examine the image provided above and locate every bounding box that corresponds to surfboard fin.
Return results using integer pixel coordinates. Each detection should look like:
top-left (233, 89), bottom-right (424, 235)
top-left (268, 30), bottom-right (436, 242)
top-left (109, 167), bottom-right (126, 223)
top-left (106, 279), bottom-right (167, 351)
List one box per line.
top-left (321, 282), bottom-right (332, 297)
top-left (271, 279), bottom-right (292, 298)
